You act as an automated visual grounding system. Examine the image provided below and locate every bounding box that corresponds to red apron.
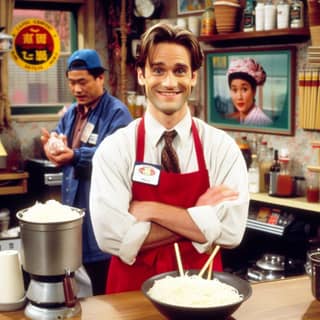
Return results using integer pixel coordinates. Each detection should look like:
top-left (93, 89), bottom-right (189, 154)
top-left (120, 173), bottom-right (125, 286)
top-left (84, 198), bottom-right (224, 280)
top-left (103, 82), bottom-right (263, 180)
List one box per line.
top-left (106, 118), bottom-right (222, 293)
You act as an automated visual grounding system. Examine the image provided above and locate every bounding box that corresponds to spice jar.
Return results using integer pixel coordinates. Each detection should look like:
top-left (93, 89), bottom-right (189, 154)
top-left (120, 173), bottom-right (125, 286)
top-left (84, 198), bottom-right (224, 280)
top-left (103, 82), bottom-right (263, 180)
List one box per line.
top-left (200, 6), bottom-right (215, 36)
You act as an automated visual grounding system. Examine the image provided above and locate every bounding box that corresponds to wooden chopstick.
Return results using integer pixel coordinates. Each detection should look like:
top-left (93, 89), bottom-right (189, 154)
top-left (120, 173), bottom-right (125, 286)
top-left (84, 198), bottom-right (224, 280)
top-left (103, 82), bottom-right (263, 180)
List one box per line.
top-left (174, 242), bottom-right (184, 276)
top-left (198, 245), bottom-right (220, 278)
top-left (207, 260), bottom-right (213, 280)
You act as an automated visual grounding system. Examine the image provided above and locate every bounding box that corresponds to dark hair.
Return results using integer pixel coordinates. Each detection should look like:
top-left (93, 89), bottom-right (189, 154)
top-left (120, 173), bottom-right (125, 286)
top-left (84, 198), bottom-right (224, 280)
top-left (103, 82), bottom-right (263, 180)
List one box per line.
top-left (228, 72), bottom-right (257, 91)
top-left (136, 23), bottom-right (203, 72)
top-left (66, 60), bottom-right (105, 78)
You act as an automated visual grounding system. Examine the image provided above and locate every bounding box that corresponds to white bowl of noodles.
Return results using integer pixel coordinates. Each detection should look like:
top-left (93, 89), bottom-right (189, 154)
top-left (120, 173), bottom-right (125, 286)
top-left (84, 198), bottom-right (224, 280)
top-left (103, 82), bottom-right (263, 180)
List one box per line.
top-left (141, 270), bottom-right (252, 320)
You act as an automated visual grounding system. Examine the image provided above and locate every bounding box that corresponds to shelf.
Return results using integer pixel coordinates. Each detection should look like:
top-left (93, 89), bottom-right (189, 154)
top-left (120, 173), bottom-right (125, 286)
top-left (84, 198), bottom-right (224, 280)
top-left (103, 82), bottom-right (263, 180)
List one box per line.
top-left (198, 27), bottom-right (310, 47)
top-left (246, 218), bottom-right (285, 236)
top-left (250, 192), bottom-right (320, 213)
top-left (0, 172), bottom-right (29, 195)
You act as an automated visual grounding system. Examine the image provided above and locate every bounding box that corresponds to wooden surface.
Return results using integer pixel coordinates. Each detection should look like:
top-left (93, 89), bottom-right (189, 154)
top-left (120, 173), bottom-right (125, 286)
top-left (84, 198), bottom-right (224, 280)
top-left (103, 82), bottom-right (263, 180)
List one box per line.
top-left (0, 276), bottom-right (319, 320)
top-left (0, 172), bottom-right (29, 195)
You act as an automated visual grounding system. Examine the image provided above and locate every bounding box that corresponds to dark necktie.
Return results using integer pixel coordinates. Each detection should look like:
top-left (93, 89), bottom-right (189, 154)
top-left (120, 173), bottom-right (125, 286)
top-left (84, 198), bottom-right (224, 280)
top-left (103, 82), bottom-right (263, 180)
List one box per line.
top-left (161, 130), bottom-right (180, 173)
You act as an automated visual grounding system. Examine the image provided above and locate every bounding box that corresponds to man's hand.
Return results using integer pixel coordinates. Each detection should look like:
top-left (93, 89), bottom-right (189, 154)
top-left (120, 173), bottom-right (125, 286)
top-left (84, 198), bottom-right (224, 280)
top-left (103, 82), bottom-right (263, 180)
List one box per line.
top-left (40, 128), bottom-right (73, 166)
top-left (196, 185), bottom-right (239, 206)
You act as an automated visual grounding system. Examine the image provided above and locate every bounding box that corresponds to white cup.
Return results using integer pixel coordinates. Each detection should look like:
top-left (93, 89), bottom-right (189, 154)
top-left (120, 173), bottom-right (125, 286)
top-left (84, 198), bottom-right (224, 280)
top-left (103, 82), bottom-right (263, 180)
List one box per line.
top-left (0, 250), bottom-right (25, 303)
top-left (187, 16), bottom-right (200, 36)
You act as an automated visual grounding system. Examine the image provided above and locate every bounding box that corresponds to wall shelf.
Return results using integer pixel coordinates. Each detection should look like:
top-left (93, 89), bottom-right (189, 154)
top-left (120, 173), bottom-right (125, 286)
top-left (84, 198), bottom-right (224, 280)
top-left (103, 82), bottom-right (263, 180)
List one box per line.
top-left (0, 172), bottom-right (29, 195)
top-left (198, 27), bottom-right (310, 47)
top-left (250, 192), bottom-right (320, 213)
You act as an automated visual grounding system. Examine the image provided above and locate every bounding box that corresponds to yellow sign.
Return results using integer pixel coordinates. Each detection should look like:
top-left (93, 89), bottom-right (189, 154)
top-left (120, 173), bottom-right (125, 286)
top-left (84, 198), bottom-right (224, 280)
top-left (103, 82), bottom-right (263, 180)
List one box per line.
top-left (11, 18), bottom-right (60, 72)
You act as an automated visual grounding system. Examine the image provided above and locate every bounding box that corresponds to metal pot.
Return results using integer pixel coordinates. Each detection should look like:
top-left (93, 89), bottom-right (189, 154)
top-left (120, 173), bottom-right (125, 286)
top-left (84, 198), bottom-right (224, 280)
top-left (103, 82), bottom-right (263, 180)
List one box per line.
top-left (16, 207), bottom-right (85, 276)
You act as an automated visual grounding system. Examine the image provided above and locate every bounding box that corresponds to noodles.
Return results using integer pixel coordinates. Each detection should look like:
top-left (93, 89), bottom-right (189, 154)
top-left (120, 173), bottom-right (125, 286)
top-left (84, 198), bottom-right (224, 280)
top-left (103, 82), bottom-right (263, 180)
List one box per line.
top-left (147, 274), bottom-right (243, 308)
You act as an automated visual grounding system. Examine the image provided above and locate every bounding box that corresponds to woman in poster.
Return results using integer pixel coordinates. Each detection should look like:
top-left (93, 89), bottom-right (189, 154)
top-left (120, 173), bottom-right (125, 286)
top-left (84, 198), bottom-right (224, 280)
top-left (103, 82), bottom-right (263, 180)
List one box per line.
top-left (226, 58), bottom-right (273, 126)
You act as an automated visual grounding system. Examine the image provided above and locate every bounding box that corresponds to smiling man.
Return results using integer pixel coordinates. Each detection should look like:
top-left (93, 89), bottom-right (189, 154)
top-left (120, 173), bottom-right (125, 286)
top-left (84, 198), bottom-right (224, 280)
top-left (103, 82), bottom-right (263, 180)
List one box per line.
top-left (40, 49), bottom-right (132, 295)
top-left (90, 23), bottom-right (250, 293)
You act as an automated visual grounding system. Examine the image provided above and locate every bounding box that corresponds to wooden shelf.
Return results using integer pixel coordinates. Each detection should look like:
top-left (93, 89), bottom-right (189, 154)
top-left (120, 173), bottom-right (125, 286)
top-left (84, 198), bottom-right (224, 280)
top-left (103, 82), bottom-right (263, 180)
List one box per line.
top-left (250, 192), bottom-right (320, 213)
top-left (198, 27), bottom-right (310, 47)
top-left (0, 172), bottom-right (29, 195)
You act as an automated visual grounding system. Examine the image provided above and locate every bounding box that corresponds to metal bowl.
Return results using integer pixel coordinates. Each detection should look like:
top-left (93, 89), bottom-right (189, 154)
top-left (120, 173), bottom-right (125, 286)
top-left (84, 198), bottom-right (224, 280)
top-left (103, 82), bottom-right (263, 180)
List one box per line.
top-left (141, 270), bottom-right (252, 320)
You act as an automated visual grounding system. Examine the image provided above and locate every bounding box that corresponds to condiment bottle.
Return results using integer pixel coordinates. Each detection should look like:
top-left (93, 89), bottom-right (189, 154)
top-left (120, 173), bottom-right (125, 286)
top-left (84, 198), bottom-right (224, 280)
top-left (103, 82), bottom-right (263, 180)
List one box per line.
top-left (243, 0), bottom-right (255, 31)
top-left (276, 158), bottom-right (294, 197)
top-left (248, 154), bottom-right (260, 193)
top-left (238, 136), bottom-right (252, 169)
top-left (200, 6), bottom-right (215, 36)
top-left (290, 0), bottom-right (304, 28)
top-left (306, 172), bottom-right (319, 202)
top-left (255, 2), bottom-right (265, 30)
top-left (277, 0), bottom-right (290, 28)
top-left (258, 140), bottom-right (272, 192)
top-left (264, 0), bottom-right (276, 30)
top-left (269, 149), bottom-right (281, 195)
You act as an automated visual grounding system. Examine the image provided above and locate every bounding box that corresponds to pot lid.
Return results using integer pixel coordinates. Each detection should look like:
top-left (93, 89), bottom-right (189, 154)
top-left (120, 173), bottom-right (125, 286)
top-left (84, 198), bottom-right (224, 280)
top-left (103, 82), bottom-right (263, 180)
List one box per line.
top-left (256, 254), bottom-right (285, 271)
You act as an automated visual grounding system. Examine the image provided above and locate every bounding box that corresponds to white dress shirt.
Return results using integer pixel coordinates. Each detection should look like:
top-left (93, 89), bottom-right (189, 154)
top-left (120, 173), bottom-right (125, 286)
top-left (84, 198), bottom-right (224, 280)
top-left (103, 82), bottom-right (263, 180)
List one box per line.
top-left (90, 109), bottom-right (249, 265)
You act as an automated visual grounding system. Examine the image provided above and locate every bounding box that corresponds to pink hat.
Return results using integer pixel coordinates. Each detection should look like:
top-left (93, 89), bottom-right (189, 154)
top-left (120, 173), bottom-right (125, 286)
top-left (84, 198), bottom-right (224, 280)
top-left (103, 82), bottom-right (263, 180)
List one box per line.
top-left (227, 58), bottom-right (266, 86)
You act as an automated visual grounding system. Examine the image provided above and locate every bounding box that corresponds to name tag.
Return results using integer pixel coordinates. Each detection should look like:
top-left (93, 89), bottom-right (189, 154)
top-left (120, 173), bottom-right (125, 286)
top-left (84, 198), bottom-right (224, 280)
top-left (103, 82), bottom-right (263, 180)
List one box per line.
top-left (132, 162), bottom-right (161, 186)
top-left (88, 133), bottom-right (98, 145)
top-left (81, 122), bottom-right (95, 143)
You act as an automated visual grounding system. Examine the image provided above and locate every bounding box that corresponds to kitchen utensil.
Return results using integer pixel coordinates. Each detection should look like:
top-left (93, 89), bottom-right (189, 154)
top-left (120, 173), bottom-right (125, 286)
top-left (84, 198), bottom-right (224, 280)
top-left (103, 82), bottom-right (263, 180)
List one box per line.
top-left (141, 270), bottom-right (251, 320)
top-left (309, 251), bottom-right (320, 300)
top-left (17, 206), bottom-right (84, 276)
top-left (16, 204), bottom-right (85, 320)
top-left (198, 245), bottom-right (220, 278)
top-left (174, 242), bottom-right (184, 276)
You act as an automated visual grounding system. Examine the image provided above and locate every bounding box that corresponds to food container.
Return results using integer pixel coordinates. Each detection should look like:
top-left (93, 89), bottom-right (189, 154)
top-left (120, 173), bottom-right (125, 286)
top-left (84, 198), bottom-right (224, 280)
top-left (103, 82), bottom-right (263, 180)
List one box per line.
top-left (16, 206), bottom-right (85, 276)
top-left (214, 1), bottom-right (242, 33)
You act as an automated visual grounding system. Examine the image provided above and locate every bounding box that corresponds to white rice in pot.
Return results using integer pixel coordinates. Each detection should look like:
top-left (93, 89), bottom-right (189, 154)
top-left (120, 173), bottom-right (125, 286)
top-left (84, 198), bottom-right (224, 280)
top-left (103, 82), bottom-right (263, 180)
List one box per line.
top-left (19, 200), bottom-right (81, 223)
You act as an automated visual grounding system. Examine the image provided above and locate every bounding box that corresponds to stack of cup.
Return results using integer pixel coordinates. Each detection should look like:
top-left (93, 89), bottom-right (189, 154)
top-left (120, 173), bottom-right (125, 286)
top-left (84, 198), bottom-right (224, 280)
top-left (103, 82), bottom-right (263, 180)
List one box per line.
top-left (0, 250), bottom-right (25, 305)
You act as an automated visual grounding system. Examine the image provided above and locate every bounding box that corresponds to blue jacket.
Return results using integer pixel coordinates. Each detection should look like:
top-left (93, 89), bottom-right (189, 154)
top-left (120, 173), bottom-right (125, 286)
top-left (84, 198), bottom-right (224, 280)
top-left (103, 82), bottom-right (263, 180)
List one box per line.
top-left (54, 91), bottom-right (132, 263)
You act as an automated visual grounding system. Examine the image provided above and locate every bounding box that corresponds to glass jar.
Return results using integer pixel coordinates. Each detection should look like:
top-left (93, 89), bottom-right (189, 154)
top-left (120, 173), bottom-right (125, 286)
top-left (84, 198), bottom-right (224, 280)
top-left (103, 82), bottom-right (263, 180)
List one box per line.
top-left (126, 91), bottom-right (136, 117)
top-left (306, 171), bottom-right (319, 203)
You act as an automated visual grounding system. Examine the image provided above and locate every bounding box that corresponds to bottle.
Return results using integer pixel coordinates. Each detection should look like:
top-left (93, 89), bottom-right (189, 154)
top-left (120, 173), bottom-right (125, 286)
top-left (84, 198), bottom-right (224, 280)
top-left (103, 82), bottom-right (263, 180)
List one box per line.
top-left (269, 149), bottom-right (281, 195)
top-left (277, 0), bottom-right (290, 29)
top-left (238, 136), bottom-right (252, 169)
top-left (264, 0), bottom-right (276, 30)
top-left (255, 2), bottom-right (265, 31)
top-left (276, 158), bottom-right (294, 196)
top-left (200, 6), bottom-right (215, 36)
top-left (306, 171), bottom-right (320, 202)
top-left (290, 0), bottom-right (304, 28)
top-left (258, 140), bottom-right (272, 192)
top-left (126, 91), bottom-right (136, 117)
top-left (248, 154), bottom-right (260, 193)
top-left (243, 0), bottom-right (255, 31)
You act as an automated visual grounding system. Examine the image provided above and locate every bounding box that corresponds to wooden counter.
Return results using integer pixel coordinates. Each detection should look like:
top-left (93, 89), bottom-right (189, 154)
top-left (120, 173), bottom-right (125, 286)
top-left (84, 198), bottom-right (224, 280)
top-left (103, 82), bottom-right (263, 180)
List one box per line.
top-left (0, 276), bottom-right (319, 319)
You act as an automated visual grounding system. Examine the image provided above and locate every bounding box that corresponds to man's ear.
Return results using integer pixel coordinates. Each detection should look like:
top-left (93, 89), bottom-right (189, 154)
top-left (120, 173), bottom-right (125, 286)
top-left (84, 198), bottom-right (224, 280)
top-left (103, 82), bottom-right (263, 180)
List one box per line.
top-left (137, 67), bottom-right (145, 86)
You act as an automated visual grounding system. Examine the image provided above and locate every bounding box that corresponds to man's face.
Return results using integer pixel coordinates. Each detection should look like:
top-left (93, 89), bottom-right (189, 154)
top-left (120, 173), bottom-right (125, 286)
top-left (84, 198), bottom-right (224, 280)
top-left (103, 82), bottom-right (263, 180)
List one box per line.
top-left (137, 43), bottom-right (197, 116)
top-left (67, 69), bottom-right (104, 106)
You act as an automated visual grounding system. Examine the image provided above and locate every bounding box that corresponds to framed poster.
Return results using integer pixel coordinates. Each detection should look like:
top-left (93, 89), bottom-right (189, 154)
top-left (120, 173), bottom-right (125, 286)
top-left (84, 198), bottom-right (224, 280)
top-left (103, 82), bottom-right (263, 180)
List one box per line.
top-left (177, 0), bottom-right (207, 15)
top-left (205, 47), bottom-right (296, 136)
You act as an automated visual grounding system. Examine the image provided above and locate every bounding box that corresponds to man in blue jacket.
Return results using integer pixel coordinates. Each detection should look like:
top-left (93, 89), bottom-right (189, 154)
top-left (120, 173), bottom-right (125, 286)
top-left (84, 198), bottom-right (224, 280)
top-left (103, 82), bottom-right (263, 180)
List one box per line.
top-left (41, 49), bottom-right (132, 295)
